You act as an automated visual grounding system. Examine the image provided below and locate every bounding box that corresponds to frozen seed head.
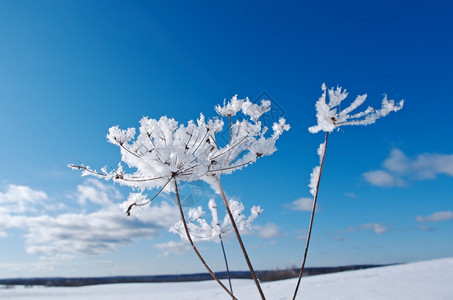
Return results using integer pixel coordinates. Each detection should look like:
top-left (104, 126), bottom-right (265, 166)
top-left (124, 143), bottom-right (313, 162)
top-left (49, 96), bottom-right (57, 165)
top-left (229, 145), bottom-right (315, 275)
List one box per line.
top-left (309, 83), bottom-right (404, 134)
top-left (70, 94), bottom-right (289, 215)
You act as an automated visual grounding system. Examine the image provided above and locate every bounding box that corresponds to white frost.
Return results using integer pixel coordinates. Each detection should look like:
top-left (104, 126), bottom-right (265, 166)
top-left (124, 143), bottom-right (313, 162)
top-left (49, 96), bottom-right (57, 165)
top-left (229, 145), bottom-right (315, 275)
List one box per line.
top-left (309, 83), bottom-right (404, 133)
top-left (70, 95), bottom-right (289, 214)
top-left (170, 199), bottom-right (262, 243)
top-left (307, 83), bottom-right (404, 198)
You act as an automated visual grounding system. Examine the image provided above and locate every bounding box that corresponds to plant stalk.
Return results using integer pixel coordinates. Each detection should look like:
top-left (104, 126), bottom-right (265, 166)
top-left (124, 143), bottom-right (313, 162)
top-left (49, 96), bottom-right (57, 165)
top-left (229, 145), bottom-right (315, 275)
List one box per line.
top-left (228, 115), bottom-right (232, 142)
top-left (173, 179), bottom-right (237, 300)
top-left (217, 178), bottom-right (266, 299)
top-left (292, 131), bottom-right (329, 300)
top-left (219, 234), bottom-right (234, 296)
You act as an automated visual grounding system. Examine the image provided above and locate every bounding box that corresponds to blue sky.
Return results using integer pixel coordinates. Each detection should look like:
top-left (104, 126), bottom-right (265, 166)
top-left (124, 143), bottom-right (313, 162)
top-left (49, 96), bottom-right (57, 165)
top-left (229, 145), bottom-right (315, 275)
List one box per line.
top-left (0, 0), bottom-right (452, 278)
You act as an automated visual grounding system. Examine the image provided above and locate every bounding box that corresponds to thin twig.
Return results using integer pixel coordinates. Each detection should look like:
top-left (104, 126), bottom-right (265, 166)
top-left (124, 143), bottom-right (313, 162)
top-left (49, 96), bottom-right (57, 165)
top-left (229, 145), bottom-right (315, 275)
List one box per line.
top-left (174, 180), bottom-right (237, 300)
top-left (211, 135), bottom-right (248, 161)
top-left (209, 132), bottom-right (219, 149)
top-left (68, 164), bottom-right (107, 177)
top-left (207, 158), bottom-right (254, 174)
top-left (116, 139), bottom-right (141, 159)
top-left (120, 176), bottom-right (166, 182)
top-left (228, 116), bottom-right (232, 143)
top-left (217, 178), bottom-right (266, 300)
top-left (292, 132), bottom-right (329, 300)
top-left (69, 164), bottom-right (167, 183)
top-left (192, 129), bottom-right (209, 155)
top-left (126, 177), bottom-right (173, 216)
top-left (219, 234), bottom-right (234, 296)
top-left (147, 132), bottom-right (157, 149)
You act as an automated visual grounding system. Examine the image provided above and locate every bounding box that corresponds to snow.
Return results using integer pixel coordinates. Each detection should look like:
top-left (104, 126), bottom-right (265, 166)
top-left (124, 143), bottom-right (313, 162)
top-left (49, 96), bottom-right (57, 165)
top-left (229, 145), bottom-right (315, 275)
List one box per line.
top-left (2, 257), bottom-right (452, 299)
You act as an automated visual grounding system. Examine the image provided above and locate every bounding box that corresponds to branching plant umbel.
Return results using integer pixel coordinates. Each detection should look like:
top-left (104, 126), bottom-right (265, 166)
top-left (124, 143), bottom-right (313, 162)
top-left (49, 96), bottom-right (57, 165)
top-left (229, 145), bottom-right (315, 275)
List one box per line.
top-left (292, 84), bottom-right (404, 299)
top-left (69, 95), bottom-right (289, 299)
top-left (69, 84), bottom-right (403, 300)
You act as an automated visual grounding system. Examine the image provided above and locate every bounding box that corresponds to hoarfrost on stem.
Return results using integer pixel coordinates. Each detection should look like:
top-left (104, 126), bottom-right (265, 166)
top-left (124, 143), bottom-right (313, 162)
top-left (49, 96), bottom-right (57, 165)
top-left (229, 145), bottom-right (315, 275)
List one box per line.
top-left (308, 142), bottom-right (325, 197)
top-left (309, 83), bottom-right (404, 134)
top-left (306, 83), bottom-right (404, 197)
top-left (170, 199), bottom-right (262, 243)
top-left (293, 84), bottom-right (404, 300)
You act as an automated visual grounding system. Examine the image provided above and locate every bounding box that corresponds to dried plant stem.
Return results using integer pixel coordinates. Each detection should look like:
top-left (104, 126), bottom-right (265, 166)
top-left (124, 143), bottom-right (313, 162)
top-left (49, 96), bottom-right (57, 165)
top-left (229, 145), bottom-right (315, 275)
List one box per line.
top-left (292, 132), bottom-right (329, 300)
top-left (219, 234), bottom-right (234, 296)
top-left (217, 178), bottom-right (266, 300)
top-left (174, 180), bottom-right (237, 300)
top-left (228, 116), bottom-right (232, 142)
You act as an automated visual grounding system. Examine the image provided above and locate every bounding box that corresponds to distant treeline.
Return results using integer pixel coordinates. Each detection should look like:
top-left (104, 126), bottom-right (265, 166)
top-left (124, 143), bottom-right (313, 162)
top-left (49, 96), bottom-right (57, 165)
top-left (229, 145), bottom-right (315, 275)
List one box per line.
top-left (0, 264), bottom-right (387, 287)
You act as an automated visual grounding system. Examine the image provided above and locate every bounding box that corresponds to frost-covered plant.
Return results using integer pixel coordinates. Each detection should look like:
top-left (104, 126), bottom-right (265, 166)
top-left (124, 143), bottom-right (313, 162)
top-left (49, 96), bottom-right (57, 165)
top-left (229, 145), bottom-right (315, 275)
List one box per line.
top-left (171, 199), bottom-right (262, 294)
top-left (70, 114), bottom-right (223, 214)
top-left (70, 114), bottom-right (238, 298)
top-left (292, 84), bottom-right (404, 300)
top-left (308, 84), bottom-right (404, 134)
top-left (69, 97), bottom-right (288, 211)
top-left (69, 95), bottom-right (288, 300)
top-left (170, 199), bottom-right (262, 242)
top-left (210, 96), bottom-right (289, 299)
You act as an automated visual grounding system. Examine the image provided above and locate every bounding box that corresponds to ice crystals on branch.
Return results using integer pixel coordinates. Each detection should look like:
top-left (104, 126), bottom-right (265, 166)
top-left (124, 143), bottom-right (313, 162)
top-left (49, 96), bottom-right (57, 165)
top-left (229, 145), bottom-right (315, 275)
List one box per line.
top-left (210, 98), bottom-right (288, 169)
top-left (308, 142), bottom-right (325, 197)
top-left (309, 83), bottom-right (404, 133)
top-left (170, 199), bottom-right (262, 243)
top-left (214, 95), bottom-right (271, 122)
top-left (293, 84), bottom-right (405, 298)
top-left (306, 84), bottom-right (404, 197)
top-left (215, 95), bottom-right (244, 117)
top-left (198, 96), bottom-right (289, 194)
top-left (69, 114), bottom-right (224, 215)
top-left (69, 95), bottom-right (289, 215)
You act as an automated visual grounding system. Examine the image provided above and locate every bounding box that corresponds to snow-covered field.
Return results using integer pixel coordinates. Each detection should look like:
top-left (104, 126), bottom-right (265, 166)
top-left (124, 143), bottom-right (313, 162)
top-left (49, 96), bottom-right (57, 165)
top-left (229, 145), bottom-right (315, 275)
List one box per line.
top-left (1, 257), bottom-right (452, 300)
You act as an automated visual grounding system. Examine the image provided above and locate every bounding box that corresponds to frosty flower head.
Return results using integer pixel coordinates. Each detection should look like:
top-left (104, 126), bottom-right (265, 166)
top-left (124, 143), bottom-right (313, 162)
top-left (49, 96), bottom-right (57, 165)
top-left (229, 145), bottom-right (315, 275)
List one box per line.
top-left (207, 95), bottom-right (289, 176)
top-left (69, 94), bottom-right (289, 214)
top-left (170, 198), bottom-right (262, 243)
top-left (241, 99), bottom-right (271, 122)
top-left (215, 95), bottom-right (244, 118)
top-left (215, 95), bottom-right (271, 122)
top-left (309, 83), bottom-right (404, 134)
top-left (70, 114), bottom-right (222, 190)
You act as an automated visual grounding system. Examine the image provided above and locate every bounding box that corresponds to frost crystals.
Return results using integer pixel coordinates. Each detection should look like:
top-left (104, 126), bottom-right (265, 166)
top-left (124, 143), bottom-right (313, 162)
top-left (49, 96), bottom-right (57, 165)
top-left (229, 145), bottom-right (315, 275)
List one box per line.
top-left (69, 95), bottom-right (289, 216)
top-left (309, 83), bottom-right (404, 134)
top-left (170, 199), bottom-right (262, 243)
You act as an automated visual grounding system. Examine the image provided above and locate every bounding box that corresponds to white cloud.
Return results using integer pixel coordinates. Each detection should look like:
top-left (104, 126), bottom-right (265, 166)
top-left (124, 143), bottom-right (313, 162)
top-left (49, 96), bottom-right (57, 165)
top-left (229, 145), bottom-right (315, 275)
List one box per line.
top-left (0, 184), bottom-right (48, 213)
top-left (154, 241), bottom-right (190, 257)
top-left (347, 223), bottom-right (389, 234)
top-left (344, 192), bottom-right (356, 198)
top-left (364, 149), bottom-right (453, 187)
top-left (383, 149), bottom-right (410, 173)
top-left (77, 178), bottom-right (122, 206)
top-left (412, 153), bottom-right (453, 179)
top-left (361, 223), bottom-right (389, 234)
top-left (0, 180), bottom-right (179, 257)
top-left (363, 170), bottom-right (405, 187)
top-left (416, 211), bottom-right (453, 223)
top-left (254, 223), bottom-right (282, 239)
top-left (288, 197), bottom-right (316, 211)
